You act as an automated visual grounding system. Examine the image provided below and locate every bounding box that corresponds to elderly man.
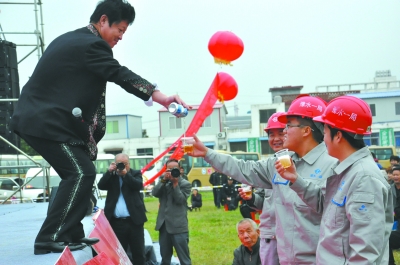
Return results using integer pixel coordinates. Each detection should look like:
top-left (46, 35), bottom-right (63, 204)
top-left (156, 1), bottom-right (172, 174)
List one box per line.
top-left (233, 218), bottom-right (261, 265)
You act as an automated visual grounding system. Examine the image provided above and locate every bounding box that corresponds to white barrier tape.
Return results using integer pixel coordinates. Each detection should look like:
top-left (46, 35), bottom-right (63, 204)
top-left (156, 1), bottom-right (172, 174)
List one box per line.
top-left (141, 184), bottom-right (245, 193)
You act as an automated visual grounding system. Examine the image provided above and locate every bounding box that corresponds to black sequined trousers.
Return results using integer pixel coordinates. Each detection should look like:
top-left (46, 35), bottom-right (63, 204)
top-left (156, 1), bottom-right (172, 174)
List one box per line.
top-left (20, 133), bottom-right (96, 243)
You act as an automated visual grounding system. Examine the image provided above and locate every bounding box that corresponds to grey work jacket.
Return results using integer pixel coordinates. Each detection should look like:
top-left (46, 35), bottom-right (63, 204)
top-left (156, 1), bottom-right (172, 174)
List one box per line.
top-left (291, 147), bottom-right (393, 265)
top-left (205, 143), bottom-right (337, 265)
top-left (252, 188), bottom-right (276, 239)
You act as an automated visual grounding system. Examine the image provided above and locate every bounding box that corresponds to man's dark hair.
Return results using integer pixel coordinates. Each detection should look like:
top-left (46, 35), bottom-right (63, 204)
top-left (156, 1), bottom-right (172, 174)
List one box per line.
top-left (90, 0), bottom-right (135, 26)
top-left (390, 155), bottom-right (400, 163)
top-left (165, 159), bottom-right (179, 166)
top-left (393, 166), bottom-right (400, 172)
top-left (328, 125), bottom-right (365, 150)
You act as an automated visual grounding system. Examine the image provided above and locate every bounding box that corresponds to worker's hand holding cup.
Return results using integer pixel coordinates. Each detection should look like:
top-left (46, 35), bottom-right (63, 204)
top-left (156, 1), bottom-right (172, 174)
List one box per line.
top-left (275, 149), bottom-right (291, 168)
top-left (181, 137), bottom-right (195, 153)
top-left (241, 184), bottom-right (252, 197)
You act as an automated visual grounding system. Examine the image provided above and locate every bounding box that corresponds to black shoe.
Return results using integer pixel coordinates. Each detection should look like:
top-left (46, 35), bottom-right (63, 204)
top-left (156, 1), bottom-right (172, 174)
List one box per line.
top-left (75, 237), bottom-right (100, 245)
top-left (34, 241), bottom-right (86, 255)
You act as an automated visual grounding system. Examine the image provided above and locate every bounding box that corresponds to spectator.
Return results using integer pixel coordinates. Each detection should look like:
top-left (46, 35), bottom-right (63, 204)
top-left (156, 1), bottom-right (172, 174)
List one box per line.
top-left (180, 167), bottom-right (188, 181)
top-left (371, 152), bottom-right (383, 169)
top-left (389, 166), bottom-right (400, 265)
top-left (221, 177), bottom-right (238, 211)
top-left (209, 169), bottom-right (227, 209)
top-left (189, 189), bottom-right (202, 211)
top-left (233, 218), bottom-right (261, 265)
top-left (238, 188), bottom-right (263, 219)
top-left (152, 159), bottom-right (192, 265)
top-left (391, 155), bottom-right (400, 167)
top-left (98, 153), bottom-right (147, 265)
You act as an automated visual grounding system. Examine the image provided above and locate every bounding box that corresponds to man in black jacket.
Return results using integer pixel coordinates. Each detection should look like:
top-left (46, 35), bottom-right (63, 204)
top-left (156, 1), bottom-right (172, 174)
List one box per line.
top-left (233, 218), bottom-right (261, 265)
top-left (10, 0), bottom-right (189, 255)
top-left (209, 169), bottom-right (227, 209)
top-left (98, 153), bottom-right (147, 265)
top-left (222, 177), bottom-right (238, 210)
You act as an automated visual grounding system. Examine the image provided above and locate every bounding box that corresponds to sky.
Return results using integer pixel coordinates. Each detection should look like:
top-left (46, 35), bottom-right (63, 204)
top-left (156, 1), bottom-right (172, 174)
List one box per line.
top-left (1, 0), bottom-right (400, 137)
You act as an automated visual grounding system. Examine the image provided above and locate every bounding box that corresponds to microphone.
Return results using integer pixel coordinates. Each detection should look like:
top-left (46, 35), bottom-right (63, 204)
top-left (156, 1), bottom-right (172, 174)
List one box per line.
top-left (72, 107), bottom-right (83, 122)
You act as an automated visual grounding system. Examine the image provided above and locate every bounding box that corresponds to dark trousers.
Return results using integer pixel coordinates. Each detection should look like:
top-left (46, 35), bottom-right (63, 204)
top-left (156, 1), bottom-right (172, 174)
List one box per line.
top-left (212, 188), bottom-right (221, 208)
top-left (389, 230), bottom-right (400, 265)
top-left (240, 204), bottom-right (256, 219)
top-left (20, 133), bottom-right (96, 243)
top-left (110, 218), bottom-right (145, 265)
top-left (159, 223), bottom-right (191, 265)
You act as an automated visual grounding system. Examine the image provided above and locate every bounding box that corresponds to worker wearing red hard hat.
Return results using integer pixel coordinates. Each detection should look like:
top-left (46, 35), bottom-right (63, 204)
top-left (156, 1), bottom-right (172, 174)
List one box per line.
top-left (187, 94), bottom-right (338, 265)
top-left (275, 95), bottom-right (393, 264)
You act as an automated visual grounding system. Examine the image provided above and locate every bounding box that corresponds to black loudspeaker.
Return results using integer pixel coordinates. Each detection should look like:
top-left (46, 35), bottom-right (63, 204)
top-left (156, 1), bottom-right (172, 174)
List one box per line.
top-left (0, 40), bottom-right (20, 153)
top-left (47, 186), bottom-right (59, 214)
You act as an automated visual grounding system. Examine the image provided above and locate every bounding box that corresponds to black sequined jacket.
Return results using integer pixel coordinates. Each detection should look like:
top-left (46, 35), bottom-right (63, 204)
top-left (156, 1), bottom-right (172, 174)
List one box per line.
top-left (11, 25), bottom-right (155, 160)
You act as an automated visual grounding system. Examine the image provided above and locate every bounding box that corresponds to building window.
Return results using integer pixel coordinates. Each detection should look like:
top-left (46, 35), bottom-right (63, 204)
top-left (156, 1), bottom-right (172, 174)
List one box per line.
top-left (106, 121), bottom-right (119, 133)
top-left (363, 132), bottom-right (379, 146)
top-left (169, 117), bottom-right (182, 129)
top-left (369, 104), bottom-right (376, 116)
top-left (395, 131), bottom-right (400, 148)
top-left (230, 142), bottom-right (247, 152)
top-left (259, 109), bottom-right (276, 123)
top-left (137, 148), bottom-right (153, 156)
top-left (261, 140), bottom-right (274, 155)
top-left (201, 116), bottom-right (211, 128)
top-left (396, 102), bottom-right (400, 115)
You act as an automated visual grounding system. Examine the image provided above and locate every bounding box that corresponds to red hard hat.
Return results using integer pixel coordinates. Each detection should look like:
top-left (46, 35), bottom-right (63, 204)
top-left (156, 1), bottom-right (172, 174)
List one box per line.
top-left (278, 94), bottom-right (327, 123)
top-left (313, 96), bottom-right (372, 136)
top-left (264, 112), bottom-right (286, 133)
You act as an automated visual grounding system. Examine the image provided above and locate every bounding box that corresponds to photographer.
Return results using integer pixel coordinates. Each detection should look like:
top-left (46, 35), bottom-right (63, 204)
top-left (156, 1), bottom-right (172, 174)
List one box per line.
top-left (98, 153), bottom-right (147, 265)
top-left (152, 159), bottom-right (192, 265)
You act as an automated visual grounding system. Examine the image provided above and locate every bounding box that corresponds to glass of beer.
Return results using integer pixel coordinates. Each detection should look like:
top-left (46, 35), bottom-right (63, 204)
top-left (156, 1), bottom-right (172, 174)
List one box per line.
top-left (181, 137), bottom-right (195, 153)
top-left (241, 184), bottom-right (252, 197)
top-left (275, 149), bottom-right (291, 168)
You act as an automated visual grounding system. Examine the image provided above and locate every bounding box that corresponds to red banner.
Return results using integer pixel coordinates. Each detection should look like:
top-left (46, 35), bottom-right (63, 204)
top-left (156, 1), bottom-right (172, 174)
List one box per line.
top-left (54, 246), bottom-right (77, 265)
top-left (143, 72), bottom-right (237, 187)
top-left (83, 251), bottom-right (115, 265)
top-left (89, 210), bottom-right (132, 265)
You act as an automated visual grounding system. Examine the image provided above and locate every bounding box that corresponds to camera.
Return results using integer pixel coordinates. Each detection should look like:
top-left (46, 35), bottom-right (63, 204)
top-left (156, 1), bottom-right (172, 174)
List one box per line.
top-left (169, 167), bottom-right (180, 178)
top-left (116, 162), bottom-right (126, 170)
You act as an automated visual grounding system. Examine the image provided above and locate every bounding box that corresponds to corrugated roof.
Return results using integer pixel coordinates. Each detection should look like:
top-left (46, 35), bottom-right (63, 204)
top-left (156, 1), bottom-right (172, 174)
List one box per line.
top-left (347, 90), bottom-right (400, 99)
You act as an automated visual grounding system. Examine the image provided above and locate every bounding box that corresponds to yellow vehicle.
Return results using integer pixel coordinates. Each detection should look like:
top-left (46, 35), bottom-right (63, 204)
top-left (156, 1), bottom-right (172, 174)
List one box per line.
top-left (0, 155), bottom-right (43, 178)
top-left (368, 145), bottom-right (397, 169)
top-left (161, 150), bottom-right (261, 187)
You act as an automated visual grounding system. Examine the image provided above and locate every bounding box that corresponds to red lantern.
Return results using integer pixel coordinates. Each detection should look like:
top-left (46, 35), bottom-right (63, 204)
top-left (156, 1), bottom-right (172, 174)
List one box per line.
top-left (208, 31), bottom-right (244, 65)
top-left (215, 72), bottom-right (238, 102)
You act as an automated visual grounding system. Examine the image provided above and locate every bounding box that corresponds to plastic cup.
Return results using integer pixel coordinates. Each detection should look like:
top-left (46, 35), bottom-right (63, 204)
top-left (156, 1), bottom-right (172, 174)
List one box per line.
top-left (181, 137), bottom-right (195, 153)
top-left (241, 184), bottom-right (252, 196)
top-left (275, 149), bottom-right (291, 168)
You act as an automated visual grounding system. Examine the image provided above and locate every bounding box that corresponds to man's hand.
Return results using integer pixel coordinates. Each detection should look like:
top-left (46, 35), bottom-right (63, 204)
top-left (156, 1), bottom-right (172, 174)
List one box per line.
top-left (238, 188), bottom-right (252, 201)
top-left (109, 163), bottom-right (117, 172)
top-left (170, 176), bottom-right (179, 187)
top-left (152, 90), bottom-right (192, 110)
top-left (185, 134), bottom-right (208, 157)
top-left (274, 158), bottom-right (298, 183)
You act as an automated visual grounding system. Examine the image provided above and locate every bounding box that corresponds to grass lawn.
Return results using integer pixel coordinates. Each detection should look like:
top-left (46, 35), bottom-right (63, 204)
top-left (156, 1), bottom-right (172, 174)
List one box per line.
top-left (143, 190), bottom-right (399, 265)
top-left (143, 190), bottom-right (243, 265)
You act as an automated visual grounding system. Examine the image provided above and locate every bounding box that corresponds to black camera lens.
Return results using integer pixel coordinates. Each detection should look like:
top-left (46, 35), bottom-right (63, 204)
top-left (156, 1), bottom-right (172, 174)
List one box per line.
top-left (116, 162), bottom-right (125, 170)
top-left (170, 168), bottom-right (181, 178)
